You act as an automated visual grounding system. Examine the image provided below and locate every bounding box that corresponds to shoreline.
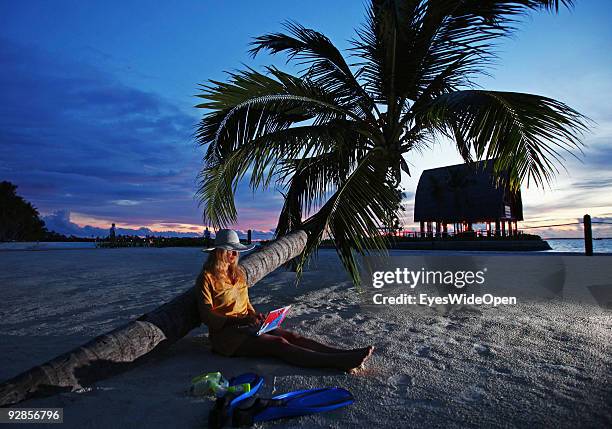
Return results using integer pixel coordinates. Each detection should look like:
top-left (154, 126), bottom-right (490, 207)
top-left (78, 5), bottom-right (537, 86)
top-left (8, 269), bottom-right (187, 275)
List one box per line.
top-left (1, 246), bottom-right (610, 256)
top-left (2, 238), bottom-right (611, 254)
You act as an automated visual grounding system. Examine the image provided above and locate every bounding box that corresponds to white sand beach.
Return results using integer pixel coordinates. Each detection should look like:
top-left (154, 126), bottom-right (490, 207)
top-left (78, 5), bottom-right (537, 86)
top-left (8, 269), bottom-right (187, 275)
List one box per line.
top-left (0, 248), bottom-right (610, 428)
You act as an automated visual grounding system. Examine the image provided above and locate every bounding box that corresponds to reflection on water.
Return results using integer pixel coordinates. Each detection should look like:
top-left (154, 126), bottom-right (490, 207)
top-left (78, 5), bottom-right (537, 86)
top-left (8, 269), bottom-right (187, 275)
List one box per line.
top-left (0, 242), bottom-right (97, 250)
top-left (545, 239), bottom-right (612, 254)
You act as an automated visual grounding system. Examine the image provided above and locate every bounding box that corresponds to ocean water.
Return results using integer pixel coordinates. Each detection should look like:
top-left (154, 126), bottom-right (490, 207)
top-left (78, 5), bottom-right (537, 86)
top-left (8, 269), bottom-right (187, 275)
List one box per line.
top-left (545, 238), bottom-right (612, 254)
top-left (0, 242), bottom-right (97, 250)
top-left (1, 239), bottom-right (611, 253)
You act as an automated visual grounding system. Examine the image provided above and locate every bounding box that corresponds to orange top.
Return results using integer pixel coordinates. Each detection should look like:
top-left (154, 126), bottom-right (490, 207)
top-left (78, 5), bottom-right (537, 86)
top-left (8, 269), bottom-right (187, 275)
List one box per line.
top-left (196, 270), bottom-right (255, 331)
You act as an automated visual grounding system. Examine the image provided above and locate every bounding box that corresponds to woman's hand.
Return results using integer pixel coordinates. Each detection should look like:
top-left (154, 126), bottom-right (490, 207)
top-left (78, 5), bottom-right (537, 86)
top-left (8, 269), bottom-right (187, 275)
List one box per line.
top-left (240, 315), bottom-right (256, 327)
top-left (227, 313), bottom-right (265, 335)
top-left (226, 312), bottom-right (265, 331)
top-left (244, 312), bottom-right (265, 326)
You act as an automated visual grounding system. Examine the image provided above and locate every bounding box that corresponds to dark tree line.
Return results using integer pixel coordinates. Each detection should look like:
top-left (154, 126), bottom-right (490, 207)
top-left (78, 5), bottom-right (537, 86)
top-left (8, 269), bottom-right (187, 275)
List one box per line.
top-left (0, 181), bottom-right (50, 241)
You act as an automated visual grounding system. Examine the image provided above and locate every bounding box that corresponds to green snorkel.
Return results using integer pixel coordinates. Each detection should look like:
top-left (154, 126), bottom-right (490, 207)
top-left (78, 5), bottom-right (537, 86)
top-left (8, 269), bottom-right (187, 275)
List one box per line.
top-left (190, 372), bottom-right (251, 397)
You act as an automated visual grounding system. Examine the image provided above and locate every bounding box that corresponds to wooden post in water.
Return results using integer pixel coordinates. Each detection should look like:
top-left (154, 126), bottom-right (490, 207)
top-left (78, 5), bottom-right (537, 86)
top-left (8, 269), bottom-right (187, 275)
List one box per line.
top-left (584, 214), bottom-right (593, 256)
top-left (247, 229), bottom-right (252, 244)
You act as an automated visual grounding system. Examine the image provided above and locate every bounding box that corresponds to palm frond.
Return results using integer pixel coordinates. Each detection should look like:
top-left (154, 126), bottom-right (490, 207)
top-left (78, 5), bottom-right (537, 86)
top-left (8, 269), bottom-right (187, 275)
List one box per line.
top-left (351, 0), bottom-right (575, 105)
top-left (297, 150), bottom-right (401, 286)
top-left (273, 114), bottom-right (374, 239)
top-left (195, 68), bottom-right (361, 157)
top-left (249, 21), bottom-right (379, 123)
top-left (275, 143), bottom-right (368, 238)
top-left (197, 121), bottom-right (366, 228)
top-left (421, 90), bottom-right (588, 188)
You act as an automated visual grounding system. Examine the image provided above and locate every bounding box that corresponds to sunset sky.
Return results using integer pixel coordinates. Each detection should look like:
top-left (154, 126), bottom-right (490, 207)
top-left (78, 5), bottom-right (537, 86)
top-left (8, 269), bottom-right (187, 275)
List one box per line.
top-left (1, 1), bottom-right (611, 239)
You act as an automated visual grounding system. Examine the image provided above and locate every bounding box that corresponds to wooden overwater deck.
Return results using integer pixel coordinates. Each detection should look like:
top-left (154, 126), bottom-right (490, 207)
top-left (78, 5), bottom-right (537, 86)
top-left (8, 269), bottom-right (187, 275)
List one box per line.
top-left (390, 238), bottom-right (551, 251)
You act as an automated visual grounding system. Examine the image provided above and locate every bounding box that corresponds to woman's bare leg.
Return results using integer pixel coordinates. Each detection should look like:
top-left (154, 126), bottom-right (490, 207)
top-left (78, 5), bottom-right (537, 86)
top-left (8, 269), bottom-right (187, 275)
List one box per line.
top-left (234, 334), bottom-right (372, 371)
top-left (269, 328), bottom-right (369, 354)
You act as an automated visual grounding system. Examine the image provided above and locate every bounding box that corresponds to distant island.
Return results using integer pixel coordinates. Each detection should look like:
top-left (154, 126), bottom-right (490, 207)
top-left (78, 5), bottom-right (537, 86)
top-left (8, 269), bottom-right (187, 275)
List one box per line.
top-left (0, 180), bottom-right (238, 248)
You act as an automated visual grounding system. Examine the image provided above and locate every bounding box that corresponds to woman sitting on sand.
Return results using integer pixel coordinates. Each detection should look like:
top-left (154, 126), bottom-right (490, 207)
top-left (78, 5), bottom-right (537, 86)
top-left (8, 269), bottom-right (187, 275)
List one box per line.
top-left (195, 229), bottom-right (373, 372)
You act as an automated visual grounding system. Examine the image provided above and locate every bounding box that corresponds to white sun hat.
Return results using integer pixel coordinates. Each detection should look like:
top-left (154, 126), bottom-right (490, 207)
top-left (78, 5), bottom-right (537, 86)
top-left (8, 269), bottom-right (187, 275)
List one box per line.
top-left (202, 229), bottom-right (256, 252)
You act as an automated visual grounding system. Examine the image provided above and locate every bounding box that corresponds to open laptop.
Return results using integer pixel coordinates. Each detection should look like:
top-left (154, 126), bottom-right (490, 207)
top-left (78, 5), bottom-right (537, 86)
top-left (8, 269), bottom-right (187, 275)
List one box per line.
top-left (255, 305), bottom-right (292, 336)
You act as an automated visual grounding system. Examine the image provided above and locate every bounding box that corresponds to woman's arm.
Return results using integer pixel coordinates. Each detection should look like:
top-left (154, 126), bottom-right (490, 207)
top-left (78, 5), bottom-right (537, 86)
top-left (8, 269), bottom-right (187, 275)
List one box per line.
top-left (195, 283), bottom-right (228, 330)
top-left (246, 300), bottom-right (257, 316)
top-left (225, 314), bottom-right (257, 327)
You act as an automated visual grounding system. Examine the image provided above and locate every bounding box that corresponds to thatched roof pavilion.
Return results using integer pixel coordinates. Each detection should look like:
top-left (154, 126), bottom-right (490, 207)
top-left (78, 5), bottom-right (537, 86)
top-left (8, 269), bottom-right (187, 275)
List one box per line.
top-left (413, 160), bottom-right (522, 237)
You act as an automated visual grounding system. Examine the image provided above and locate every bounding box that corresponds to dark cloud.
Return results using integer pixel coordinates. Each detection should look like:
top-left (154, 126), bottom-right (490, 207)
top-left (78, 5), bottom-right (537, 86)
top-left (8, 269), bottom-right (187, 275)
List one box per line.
top-left (0, 38), bottom-right (283, 230)
top-left (42, 210), bottom-right (201, 238)
top-left (42, 210), bottom-right (104, 237)
top-left (582, 142), bottom-right (612, 170)
top-left (591, 216), bottom-right (612, 224)
top-left (571, 177), bottom-right (612, 190)
top-left (234, 229), bottom-right (275, 241)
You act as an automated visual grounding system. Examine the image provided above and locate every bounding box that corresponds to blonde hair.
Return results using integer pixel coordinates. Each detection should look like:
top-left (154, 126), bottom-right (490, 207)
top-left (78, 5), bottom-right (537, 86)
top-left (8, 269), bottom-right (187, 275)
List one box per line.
top-left (199, 248), bottom-right (246, 285)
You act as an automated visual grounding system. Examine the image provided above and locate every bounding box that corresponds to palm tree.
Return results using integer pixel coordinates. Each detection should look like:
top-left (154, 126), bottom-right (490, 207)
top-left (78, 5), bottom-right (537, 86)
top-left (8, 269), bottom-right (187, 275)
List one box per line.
top-left (196, 0), bottom-right (587, 285)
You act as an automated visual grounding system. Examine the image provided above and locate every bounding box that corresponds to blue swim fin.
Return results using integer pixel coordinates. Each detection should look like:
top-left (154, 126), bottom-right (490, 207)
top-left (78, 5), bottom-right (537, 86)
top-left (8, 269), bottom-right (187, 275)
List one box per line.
top-left (227, 373), bottom-right (264, 410)
top-left (208, 373), bottom-right (264, 429)
top-left (231, 387), bottom-right (354, 427)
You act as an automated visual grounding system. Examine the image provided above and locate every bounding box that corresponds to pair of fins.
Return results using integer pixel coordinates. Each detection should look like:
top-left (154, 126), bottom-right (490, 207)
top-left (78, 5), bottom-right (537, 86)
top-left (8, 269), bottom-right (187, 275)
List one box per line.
top-left (208, 373), bottom-right (353, 428)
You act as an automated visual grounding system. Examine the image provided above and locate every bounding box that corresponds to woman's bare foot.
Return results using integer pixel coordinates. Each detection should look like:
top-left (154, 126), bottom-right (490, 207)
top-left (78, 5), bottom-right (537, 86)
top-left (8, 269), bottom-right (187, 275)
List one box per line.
top-left (337, 346), bottom-right (374, 372)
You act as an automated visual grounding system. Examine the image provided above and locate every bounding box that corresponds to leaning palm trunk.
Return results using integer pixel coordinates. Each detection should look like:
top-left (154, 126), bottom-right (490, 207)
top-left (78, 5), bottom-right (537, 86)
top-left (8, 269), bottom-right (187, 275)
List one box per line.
top-left (0, 230), bottom-right (307, 407)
